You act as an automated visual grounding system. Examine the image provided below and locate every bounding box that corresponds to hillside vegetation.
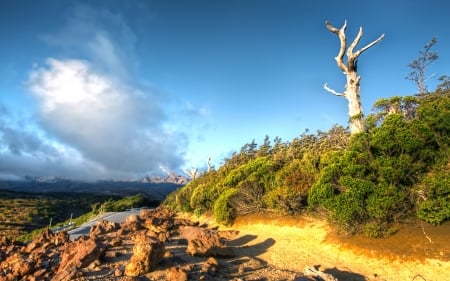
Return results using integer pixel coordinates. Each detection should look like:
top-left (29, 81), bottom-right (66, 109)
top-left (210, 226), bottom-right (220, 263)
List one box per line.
top-left (0, 191), bottom-right (156, 241)
top-left (164, 89), bottom-right (450, 237)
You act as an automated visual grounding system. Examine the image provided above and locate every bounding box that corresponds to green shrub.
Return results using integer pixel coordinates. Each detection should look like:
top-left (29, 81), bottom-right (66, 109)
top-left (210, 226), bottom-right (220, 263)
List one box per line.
top-left (103, 194), bottom-right (145, 212)
top-left (418, 198), bottom-right (450, 225)
top-left (366, 184), bottom-right (408, 222)
top-left (417, 170), bottom-right (450, 225)
top-left (264, 186), bottom-right (305, 215)
top-left (213, 188), bottom-right (238, 225)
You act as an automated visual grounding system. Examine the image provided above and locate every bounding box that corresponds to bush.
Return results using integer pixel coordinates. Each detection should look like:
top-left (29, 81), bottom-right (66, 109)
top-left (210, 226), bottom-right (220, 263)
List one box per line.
top-left (265, 159), bottom-right (316, 214)
top-left (103, 194), bottom-right (145, 212)
top-left (213, 188), bottom-right (238, 225)
top-left (417, 170), bottom-right (450, 225)
top-left (230, 181), bottom-right (266, 215)
top-left (264, 186), bottom-right (305, 215)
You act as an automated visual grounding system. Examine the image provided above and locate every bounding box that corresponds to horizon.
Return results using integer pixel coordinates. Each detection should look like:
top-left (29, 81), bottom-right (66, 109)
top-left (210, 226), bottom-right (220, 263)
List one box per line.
top-left (1, 0), bottom-right (449, 181)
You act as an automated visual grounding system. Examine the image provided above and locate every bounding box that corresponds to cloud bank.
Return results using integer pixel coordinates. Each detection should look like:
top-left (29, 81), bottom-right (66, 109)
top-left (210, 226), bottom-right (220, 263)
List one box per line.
top-left (30, 58), bottom-right (185, 178)
top-left (0, 3), bottom-right (203, 180)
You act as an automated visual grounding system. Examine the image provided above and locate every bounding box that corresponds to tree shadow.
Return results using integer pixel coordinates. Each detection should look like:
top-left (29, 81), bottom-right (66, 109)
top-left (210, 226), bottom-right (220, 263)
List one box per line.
top-left (322, 266), bottom-right (367, 281)
top-left (229, 234), bottom-right (258, 246)
top-left (231, 236), bottom-right (276, 259)
top-left (227, 237), bottom-right (277, 278)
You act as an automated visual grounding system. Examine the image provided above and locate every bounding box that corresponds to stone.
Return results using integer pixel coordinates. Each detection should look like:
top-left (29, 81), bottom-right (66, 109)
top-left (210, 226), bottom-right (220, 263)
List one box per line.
top-left (167, 266), bottom-right (188, 281)
top-left (124, 233), bottom-right (165, 276)
top-left (90, 219), bottom-right (120, 239)
top-left (180, 226), bottom-right (234, 257)
top-left (57, 237), bottom-right (106, 273)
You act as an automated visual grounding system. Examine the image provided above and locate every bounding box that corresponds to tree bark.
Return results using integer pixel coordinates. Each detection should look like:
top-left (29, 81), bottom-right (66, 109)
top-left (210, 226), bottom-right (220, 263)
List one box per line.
top-left (324, 20), bottom-right (384, 134)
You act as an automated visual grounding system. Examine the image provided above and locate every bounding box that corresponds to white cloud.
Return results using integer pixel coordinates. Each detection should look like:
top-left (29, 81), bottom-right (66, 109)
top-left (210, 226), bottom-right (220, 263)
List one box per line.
top-left (0, 3), bottom-right (210, 180)
top-left (27, 58), bottom-right (185, 179)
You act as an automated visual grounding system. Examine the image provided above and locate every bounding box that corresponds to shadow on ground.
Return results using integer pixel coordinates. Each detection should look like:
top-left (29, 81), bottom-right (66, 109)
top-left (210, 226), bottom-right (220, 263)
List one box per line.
top-left (323, 266), bottom-right (366, 281)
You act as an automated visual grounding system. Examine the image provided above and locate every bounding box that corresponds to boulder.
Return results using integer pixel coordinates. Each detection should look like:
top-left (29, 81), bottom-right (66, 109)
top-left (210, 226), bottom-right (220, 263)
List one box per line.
top-left (124, 233), bottom-right (165, 276)
top-left (0, 253), bottom-right (34, 279)
top-left (90, 219), bottom-right (120, 239)
top-left (25, 228), bottom-right (69, 253)
top-left (180, 226), bottom-right (234, 257)
top-left (57, 237), bottom-right (106, 273)
top-left (167, 266), bottom-right (188, 281)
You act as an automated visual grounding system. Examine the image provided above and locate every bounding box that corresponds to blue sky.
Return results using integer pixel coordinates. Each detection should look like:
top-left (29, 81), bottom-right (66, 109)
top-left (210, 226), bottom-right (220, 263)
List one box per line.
top-left (1, 0), bottom-right (449, 180)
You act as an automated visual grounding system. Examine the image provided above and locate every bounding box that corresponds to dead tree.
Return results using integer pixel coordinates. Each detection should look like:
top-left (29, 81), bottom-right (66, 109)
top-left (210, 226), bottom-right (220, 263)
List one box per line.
top-left (324, 20), bottom-right (384, 134)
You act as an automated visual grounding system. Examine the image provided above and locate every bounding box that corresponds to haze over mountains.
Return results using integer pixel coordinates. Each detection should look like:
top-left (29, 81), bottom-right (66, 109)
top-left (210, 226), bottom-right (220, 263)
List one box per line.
top-left (0, 173), bottom-right (189, 200)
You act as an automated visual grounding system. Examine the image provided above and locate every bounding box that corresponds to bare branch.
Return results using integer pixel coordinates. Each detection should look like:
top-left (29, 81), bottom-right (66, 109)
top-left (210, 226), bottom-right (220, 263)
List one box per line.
top-left (325, 20), bottom-right (346, 33)
top-left (347, 27), bottom-right (363, 58)
top-left (323, 83), bottom-right (345, 97)
top-left (354, 33), bottom-right (385, 58)
top-left (325, 20), bottom-right (348, 73)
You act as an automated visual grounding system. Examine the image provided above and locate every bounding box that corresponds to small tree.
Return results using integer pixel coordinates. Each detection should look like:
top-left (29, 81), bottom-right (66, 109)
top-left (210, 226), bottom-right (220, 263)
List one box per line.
top-left (406, 38), bottom-right (438, 96)
top-left (324, 20), bottom-right (384, 134)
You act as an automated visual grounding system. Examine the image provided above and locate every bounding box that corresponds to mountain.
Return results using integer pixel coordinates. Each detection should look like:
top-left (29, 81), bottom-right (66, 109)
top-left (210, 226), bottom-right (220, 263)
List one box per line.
top-left (0, 173), bottom-right (189, 200)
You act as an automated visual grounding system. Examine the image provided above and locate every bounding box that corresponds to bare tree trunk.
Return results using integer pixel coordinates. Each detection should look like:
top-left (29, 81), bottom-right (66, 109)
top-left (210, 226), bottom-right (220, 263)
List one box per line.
top-left (345, 71), bottom-right (364, 133)
top-left (324, 21), bottom-right (384, 134)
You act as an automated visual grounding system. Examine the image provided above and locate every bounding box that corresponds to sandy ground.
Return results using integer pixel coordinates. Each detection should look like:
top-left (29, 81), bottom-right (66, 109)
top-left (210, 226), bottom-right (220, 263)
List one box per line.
top-left (186, 213), bottom-right (450, 281)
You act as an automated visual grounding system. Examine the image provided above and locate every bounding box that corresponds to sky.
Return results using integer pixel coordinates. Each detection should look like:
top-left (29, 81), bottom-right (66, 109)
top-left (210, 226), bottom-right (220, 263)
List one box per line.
top-left (1, 0), bottom-right (449, 181)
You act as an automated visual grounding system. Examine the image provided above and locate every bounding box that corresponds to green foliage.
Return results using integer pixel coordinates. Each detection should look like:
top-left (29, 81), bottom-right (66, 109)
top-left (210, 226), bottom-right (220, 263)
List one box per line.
top-left (103, 194), bottom-right (147, 212)
top-left (213, 188), bottom-right (238, 225)
top-left (0, 191), bottom-right (119, 240)
top-left (309, 97), bottom-right (446, 235)
top-left (164, 184), bottom-right (194, 212)
top-left (163, 92), bottom-right (450, 236)
top-left (417, 169), bottom-right (450, 225)
top-left (265, 159), bottom-right (316, 214)
top-left (223, 157), bottom-right (276, 188)
top-left (190, 183), bottom-right (221, 215)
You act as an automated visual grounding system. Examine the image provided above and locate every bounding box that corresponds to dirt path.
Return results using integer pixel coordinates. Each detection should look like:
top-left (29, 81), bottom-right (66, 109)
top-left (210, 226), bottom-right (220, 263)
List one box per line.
top-left (189, 213), bottom-right (450, 281)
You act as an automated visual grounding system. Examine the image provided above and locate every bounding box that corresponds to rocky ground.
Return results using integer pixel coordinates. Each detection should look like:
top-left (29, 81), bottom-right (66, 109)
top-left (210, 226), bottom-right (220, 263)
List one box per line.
top-left (0, 207), bottom-right (332, 281)
top-left (1, 207), bottom-right (449, 281)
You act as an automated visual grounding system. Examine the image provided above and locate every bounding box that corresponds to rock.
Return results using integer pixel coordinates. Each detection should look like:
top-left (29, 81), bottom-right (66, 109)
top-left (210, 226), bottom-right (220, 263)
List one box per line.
top-left (0, 253), bottom-right (34, 279)
top-left (0, 236), bottom-right (10, 247)
top-left (24, 228), bottom-right (69, 253)
top-left (109, 235), bottom-right (123, 246)
top-left (57, 237), bottom-right (106, 273)
top-left (125, 214), bottom-right (142, 224)
top-left (180, 226), bottom-right (234, 257)
top-left (114, 266), bottom-right (124, 277)
top-left (201, 257), bottom-right (219, 275)
top-left (124, 233), bottom-right (165, 276)
top-left (52, 266), bottom-right (78, 281)
top-left (90, 219), bottom-right (120, 239)
top-left (218, 230), bottom-right (239, 240)
top-left (121, 217), bottom-right (144, 233)
top-left (167, 266), bottom-right (188, 281)
top-left (54, 231), bottom-right (70, 246)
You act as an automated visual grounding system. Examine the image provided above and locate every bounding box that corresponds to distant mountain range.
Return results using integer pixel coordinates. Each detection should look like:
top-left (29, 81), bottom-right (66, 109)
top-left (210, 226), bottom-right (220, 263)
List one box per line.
top-left (23, 172), bottom-right (189, 185)
top-left (0, 173), bottom-right (190, 200)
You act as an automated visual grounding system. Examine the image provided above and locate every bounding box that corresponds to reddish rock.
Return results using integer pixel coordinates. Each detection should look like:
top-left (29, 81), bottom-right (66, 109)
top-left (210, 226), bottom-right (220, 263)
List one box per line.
top-left (24, 228), bottom-right (70, 254)
top-left (180, 226), bottom-right (234, 257)
top-left (121, 215), bottom-right (144, 233)
top-left (218, 230), bottom-right (239, 240)
top-left (52, 266), bottom-right (78, 281)
top-left (124, 233), bottom-right (165, 276)
top-left (54, 231), bottom-right (70, 246)
top-left (125, 214), bottom-right (142, 224)
top-left (167, 266), bottom-right (188, 281)
top-left (90, 219), bottom-right (120, 239)
top-left (109, 235), bottom-right (123, 247)
top-left (0, 253), bottom-right (34, 280)
top-left (57, 237), bottom-right (106, 273)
